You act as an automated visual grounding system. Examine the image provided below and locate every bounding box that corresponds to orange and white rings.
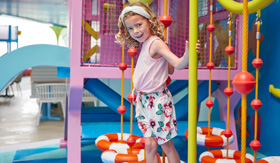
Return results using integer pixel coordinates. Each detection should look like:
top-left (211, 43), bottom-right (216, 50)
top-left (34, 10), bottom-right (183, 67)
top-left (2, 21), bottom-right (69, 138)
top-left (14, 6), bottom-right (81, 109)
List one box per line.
top-left (186, 127), bottom-right (234, 147)
top-left (101, 149), bottom-right (145, 163)
top-left (95, 133), bottom-right (142, 152)
top-left (199, 149), bottom-right (254, 163)
top-left (257, 156), bottom-right (280, 163)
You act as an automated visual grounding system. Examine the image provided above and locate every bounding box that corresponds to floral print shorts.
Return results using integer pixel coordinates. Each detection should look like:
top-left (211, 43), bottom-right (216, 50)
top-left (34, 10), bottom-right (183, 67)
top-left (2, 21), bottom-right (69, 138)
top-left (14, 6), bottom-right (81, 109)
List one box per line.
top-left (136, 88), bottom-right (178, 145)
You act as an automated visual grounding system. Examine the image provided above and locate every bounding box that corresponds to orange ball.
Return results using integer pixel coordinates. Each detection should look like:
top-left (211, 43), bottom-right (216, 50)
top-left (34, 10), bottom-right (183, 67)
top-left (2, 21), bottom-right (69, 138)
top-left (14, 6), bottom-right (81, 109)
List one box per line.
top-left (206, 99), bottom-right (214, 108)
top-left (127, 136), bottom-right (136, 147)
top-left (127, 48), bottom-right (138, 57)
top-left (252, 58), bottom-right (263, 69)
top-left (225, 46), bottom-right (235, 55)
top-left (159, 15), bottom-right (172, 27)
top-left (232, 71), bottom-right (256, 94)
top-left (250, 140), bottom-right (261, 151)
top-left (251, 99), bottom-right (262, 110)
top-left (119, 62), bottom-right (127, 71)
top-left (223, 129), bottom-right (233, 138)
top-left (117, 105), bottom-right (126, 114)
top-left (127, 93), bottom-right (136, 103)
top-left (224, 87), bottom-right (233, 97)
top-left (207, 24), bottom-right (215, 32)
top-left (206, 62), bottom-right (215, 70)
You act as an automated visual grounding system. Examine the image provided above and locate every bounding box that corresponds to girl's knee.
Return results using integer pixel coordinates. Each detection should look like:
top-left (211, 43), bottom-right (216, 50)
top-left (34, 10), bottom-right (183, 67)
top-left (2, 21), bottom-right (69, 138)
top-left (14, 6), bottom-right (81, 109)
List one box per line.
top-left (145, 138), bottom-right (158, 152)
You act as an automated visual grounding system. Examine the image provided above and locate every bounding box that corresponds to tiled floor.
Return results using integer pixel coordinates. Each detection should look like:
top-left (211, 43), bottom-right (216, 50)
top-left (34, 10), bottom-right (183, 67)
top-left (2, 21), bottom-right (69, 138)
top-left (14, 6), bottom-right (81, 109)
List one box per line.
top-left (0, 76), bottom-right (64, 152)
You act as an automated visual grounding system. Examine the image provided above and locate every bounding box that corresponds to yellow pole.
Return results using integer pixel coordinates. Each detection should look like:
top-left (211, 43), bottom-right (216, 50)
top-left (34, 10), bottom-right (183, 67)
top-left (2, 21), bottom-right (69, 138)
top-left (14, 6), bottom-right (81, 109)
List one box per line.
top-left (253, 18), bottom-right (261, 163)
top-left (162, 0), bottom-right (168, 161)
top-left (120, 2), bottom-right (126, 144)
top-left (188, 0), bottom-right (198, 162)
top-left (241, 0), bottom-right (248, 162)
top-left (129, 56), bottom-right (134, 155)
top-left (208, 0), bottom-right (213, 139)
top-left (121, 45), bottom-right (124, 142)
top-left (130, 57), bottom-right (134, 136)
top-left (226, 15), bottom-right (232, 159)
top-left (163, 0), bottom-right (168, 39)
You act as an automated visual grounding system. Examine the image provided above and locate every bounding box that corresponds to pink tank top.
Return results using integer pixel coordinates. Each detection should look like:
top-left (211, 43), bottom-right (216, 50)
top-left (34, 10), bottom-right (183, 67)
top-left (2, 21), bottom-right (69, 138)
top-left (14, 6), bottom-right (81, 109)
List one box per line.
top-left (133, 36), bottom-right (168, 93)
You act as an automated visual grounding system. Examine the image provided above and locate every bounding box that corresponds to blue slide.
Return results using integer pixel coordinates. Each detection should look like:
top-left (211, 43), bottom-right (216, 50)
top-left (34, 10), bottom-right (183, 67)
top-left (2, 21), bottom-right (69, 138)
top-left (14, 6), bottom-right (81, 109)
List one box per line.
top-left (0, 44), bottom-right (70, 92)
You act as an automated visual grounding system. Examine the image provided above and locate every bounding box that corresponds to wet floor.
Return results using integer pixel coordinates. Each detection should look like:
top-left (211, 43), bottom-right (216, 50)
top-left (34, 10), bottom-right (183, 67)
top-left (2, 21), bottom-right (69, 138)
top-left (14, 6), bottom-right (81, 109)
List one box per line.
top-left (0, 76), bottom-right (64, 151)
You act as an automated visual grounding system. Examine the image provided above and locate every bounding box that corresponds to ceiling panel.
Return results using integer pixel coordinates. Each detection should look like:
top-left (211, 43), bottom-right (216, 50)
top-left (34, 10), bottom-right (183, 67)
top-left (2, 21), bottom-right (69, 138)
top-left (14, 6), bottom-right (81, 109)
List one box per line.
top-left (0, 0), bottom-right (68, 27)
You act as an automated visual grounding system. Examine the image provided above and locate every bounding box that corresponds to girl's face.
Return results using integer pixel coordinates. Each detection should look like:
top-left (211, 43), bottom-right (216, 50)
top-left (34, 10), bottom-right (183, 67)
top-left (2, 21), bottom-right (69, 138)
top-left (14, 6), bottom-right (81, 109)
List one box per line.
top-left (124, 14), bottom-right (152, 43)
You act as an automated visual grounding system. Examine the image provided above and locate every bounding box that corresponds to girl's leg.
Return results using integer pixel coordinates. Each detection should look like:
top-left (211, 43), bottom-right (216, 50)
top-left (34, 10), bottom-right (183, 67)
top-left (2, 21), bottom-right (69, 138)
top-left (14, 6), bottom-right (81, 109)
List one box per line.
top-left (145, 137), bottom-right (159, 163)
top-left (161, 139), bottom-right (180, 163)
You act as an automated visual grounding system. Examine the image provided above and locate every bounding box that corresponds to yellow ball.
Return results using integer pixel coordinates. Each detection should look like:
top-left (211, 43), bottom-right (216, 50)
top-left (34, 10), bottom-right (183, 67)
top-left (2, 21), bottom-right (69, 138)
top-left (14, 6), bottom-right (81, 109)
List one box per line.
top-left (128, 0), bottom-right (153, 6)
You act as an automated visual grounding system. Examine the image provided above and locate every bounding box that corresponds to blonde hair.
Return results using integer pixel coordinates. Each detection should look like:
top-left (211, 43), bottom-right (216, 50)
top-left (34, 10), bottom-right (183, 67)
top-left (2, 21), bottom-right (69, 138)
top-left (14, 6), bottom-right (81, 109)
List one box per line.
top-left (115, 2), bottom-right (164, 48)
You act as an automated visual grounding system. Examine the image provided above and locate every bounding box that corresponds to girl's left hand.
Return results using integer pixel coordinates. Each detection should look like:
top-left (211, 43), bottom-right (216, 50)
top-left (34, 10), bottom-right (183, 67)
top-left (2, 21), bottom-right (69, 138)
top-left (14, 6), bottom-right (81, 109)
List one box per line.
top-left (185, 40), bottom-right (201, 54)
top-left (196, 40), bottom-right (201, 53)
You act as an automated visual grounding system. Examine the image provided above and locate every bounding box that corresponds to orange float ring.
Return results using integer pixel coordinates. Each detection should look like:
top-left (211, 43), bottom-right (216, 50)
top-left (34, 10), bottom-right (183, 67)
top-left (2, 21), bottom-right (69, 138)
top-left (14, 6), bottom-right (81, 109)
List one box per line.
top-left (101, 149), bottom-right (145, 163)
top-left (256, 156), bottom-right (280, 163)
top-left (199, 149), bottom-right (254, 163)
top-left (95, 133), bottom-right (143, 152)
top-left (185, 127), bottom-right (234, 147)
top-left (101, 149), bottom-right (161, 163)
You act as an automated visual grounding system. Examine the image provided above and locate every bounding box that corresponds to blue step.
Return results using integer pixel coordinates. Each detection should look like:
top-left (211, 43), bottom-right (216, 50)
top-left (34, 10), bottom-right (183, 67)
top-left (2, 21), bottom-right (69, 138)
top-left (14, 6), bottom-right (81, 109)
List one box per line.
top-left (81, 106), bottom-right (123, 122)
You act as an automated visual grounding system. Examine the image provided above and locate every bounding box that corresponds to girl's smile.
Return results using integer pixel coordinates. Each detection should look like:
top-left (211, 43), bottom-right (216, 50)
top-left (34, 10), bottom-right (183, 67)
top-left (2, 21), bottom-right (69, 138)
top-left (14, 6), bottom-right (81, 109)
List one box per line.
top-left (124, 14), bottom-right (152, 43)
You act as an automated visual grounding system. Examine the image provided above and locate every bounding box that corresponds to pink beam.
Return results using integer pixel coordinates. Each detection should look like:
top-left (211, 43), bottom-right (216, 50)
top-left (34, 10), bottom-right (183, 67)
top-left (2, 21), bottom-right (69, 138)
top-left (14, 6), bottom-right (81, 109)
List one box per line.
top-left (78, 67), bottom-right (241, 81)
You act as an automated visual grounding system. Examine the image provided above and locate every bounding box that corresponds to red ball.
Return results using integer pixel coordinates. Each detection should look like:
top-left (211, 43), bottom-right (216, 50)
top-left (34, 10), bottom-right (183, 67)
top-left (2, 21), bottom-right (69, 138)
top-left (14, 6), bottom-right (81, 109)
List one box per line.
top-left (140, 137), bottom-right (145, 148)
top-left (224, 87), bottom-right (233, 97)
top-left (206, 62), bottom-right (215, 70)
top-left (119, 62), bottom-right (127, 71)
top-left (252, 58), bottom-right (263, 69)
top-left (127, 93), bottom-right (136, 103)
top-left (127, 48), bottom-right (138, 57)
top-left (232, 71), bottom-right (256, 94)
top-left (251, 99), bottom-right (262, 110)
top-left (166, 76), bottom-right (172, 86)
top-left (207, 24), bottom-right (215, 32)
top-left (127, 136), bottom-right (136, 147)
top-left (159, 15), bottom-right (172, 27)
top-left (225, 46), bottom-right (235, 55)
top-left (117, 105), bottom-right (126, 114)
top-left (206, 99), bottom-right (214, 108)
top-left (250, 140), bottom-right (261, 151)
top-left (223, 129), bottom-right (233, 138)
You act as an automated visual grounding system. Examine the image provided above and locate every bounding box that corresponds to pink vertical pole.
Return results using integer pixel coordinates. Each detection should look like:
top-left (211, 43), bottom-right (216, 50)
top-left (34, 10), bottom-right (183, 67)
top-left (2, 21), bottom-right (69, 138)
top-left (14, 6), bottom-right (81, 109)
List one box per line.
top-left (67, 0), bottom-right (84, 162)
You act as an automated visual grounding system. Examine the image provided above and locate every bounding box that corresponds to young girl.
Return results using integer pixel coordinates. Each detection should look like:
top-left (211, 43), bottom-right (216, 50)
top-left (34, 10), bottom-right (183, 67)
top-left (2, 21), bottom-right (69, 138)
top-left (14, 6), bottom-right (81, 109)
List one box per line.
top-left (115, 2), bottom-right (195, 163)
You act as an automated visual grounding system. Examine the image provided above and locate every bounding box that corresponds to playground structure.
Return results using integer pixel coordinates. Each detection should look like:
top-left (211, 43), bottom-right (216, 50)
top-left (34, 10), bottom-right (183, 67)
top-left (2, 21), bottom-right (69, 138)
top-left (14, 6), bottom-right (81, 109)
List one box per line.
top-left (0, 0), bottom-right (280, 163)
top-left (66, 0), bottom-right (268, 162)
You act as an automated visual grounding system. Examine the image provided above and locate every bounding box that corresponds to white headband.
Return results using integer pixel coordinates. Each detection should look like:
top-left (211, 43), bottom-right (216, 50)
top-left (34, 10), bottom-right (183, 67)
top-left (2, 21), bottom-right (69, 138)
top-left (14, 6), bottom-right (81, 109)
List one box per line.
top-left (120, 6), bottom-right (151, 26)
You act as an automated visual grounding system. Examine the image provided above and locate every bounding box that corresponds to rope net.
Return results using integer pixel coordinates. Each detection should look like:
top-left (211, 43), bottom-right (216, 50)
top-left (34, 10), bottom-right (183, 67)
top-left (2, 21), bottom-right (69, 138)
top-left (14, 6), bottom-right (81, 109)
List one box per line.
top-left (80, 0), bottom-right (239, 70)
